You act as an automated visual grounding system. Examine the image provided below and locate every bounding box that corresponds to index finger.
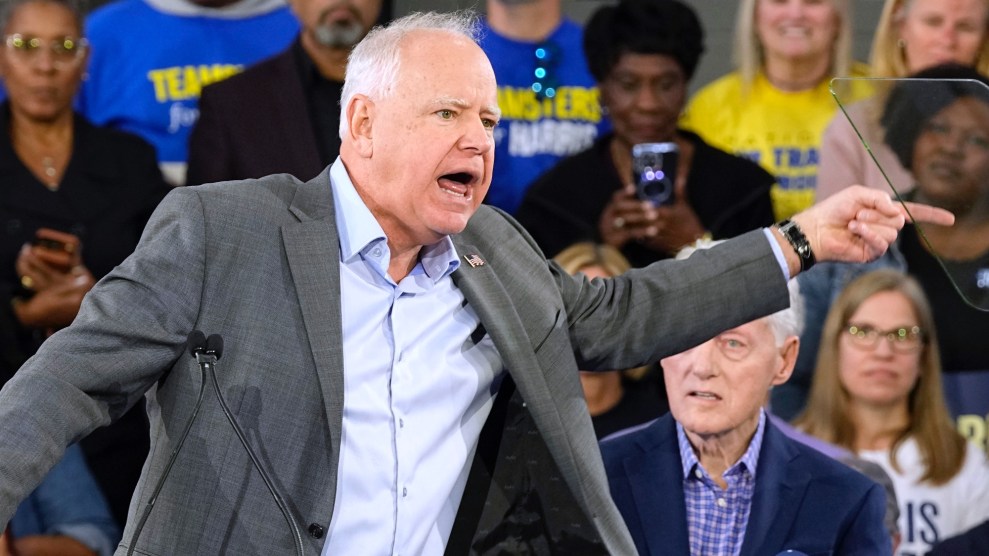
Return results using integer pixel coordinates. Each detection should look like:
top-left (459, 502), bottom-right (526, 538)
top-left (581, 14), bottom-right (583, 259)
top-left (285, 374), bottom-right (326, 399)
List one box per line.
top-left (900, 201), bottom-right (955, 227)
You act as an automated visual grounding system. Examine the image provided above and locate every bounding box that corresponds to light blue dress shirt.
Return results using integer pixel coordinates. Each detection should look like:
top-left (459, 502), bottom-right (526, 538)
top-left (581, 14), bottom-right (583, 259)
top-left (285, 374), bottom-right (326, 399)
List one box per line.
top-left (678, 411), bottom-right (766, 556)
top-left (322, 160), bottom-right (504, 555)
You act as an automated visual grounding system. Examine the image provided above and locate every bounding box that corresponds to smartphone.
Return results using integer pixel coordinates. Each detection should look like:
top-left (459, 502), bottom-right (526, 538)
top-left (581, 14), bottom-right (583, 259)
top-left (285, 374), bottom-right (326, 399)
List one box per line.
top-left (32, 237), bottom-right (71, 252)
top-left (632, 142), bottom-right (678, 207)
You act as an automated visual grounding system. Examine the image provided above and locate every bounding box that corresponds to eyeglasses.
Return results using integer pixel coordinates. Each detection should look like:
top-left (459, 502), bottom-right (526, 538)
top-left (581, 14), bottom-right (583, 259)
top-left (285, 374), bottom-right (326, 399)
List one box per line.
top-left (4, 34), bottom-right (89, 68)
top-left (844, 323), bottom-right (926, 353)
top-left (532, 42), bottom-right (559, 99)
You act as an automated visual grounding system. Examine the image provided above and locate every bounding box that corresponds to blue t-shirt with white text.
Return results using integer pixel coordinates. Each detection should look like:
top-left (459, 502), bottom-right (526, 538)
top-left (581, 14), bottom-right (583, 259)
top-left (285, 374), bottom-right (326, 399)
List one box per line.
top-left (479, 18), bottom-right (610, 214)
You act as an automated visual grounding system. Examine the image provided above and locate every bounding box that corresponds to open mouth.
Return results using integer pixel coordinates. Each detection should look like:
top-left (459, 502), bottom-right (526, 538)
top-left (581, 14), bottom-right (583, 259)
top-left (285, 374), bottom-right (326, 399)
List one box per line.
top-left (438, 172), bottom-right (476, 200)
top-left (444, 172), bottom-right (473, 184)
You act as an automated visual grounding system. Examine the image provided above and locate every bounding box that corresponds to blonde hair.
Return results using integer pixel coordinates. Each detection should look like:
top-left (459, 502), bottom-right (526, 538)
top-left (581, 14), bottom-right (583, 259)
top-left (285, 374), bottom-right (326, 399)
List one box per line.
top-left (733, 0), bottom-right (854, 94)
top-left (870, 0), bottom-right (989, 78)
top-left (553, 242), bottom-right (631, 278)
top-left (795, 269), bottom-right (965, 485)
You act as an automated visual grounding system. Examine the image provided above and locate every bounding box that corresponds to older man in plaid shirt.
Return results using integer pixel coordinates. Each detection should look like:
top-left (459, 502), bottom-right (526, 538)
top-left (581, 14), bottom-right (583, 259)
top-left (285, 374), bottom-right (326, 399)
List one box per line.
top-left (600, 275), bottom-right (892, 556)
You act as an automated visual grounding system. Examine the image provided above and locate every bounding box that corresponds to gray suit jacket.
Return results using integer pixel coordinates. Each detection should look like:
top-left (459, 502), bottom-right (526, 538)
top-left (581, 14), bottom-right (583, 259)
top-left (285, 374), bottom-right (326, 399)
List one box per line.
top-left (0, 168), bottom-right (789, 555)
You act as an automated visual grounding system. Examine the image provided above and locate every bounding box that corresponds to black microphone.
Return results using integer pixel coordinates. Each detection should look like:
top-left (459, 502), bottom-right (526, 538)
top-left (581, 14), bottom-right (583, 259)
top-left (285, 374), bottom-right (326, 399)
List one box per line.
top-left (188, 330), bottom-right (207, 357)
top-left (205, 334), bottom-right (223, 359)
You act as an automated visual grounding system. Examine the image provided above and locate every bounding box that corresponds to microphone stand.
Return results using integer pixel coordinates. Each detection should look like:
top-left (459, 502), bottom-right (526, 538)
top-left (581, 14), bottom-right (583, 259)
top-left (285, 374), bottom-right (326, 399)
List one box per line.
top-left (126, 332), bottom-right (306, 556)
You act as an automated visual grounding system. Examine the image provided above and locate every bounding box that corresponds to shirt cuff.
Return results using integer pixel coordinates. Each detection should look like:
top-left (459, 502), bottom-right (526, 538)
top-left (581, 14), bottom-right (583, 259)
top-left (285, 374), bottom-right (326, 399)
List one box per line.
top-left (763, 227), bottom-right (791, 281)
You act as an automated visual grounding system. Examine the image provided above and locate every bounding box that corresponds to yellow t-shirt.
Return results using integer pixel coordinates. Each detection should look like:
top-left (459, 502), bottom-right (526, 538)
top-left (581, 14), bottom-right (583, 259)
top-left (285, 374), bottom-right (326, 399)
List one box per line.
top-left (680, 65), bottom-right (872, 220)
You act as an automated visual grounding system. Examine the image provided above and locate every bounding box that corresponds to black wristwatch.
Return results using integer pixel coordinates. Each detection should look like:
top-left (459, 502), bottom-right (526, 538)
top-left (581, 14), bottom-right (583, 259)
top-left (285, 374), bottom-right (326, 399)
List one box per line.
top-left (775, 219), bottom-right (816, 273)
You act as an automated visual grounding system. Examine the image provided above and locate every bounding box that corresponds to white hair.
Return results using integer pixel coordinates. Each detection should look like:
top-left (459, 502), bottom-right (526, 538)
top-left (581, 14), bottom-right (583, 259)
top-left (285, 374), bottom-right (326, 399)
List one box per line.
top-left (676, 238), bottom-right (804, 346)
top-left (767, 278), bottom-right (804, 345)
top-left (338, 10), bottom-right (482, 137)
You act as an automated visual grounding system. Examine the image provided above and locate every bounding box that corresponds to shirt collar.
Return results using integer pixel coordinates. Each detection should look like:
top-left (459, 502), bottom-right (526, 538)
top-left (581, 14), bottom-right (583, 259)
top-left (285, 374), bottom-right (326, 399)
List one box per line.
top-left (677, 410), bottom-right (766, 481)
top-left (329, 158), bottom-right (460, 281)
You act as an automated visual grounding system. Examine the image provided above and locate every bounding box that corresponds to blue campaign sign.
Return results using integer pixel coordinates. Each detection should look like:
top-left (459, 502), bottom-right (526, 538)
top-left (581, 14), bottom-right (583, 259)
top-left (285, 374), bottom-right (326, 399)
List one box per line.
top-left (943, 370), bottom-right (989, 452)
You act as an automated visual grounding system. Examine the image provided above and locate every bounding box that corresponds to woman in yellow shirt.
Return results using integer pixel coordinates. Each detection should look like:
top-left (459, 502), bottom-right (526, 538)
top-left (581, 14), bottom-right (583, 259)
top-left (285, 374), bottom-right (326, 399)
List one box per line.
top-left (680, 0), bottom-right (871, 220)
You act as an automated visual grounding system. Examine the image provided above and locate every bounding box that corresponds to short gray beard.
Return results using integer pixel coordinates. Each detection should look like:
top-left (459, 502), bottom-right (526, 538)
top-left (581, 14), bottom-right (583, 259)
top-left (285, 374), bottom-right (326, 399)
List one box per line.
top-left (314, 20), bottom-right (365, 49)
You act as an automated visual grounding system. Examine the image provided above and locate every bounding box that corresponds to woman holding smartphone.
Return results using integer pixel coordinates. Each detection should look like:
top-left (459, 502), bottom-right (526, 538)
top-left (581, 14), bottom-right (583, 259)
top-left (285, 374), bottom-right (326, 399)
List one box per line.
top-left (0, 0), bottom-right (169, 531)
top-left (516, 0), bottom-right (775, 267)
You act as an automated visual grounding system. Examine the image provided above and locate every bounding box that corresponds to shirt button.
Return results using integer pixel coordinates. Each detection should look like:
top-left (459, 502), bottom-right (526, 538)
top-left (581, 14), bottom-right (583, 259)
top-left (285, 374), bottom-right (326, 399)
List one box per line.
top-left (372, 248), bottom-right (382, 257)
top-left (403, 487), bottom-right (408, 497)
top-left (399, 418), bottom-right (404, 428)
top-left (308, 522), bottom-right (325, 539)
top-left (694, 469), bottom-right (703, 479)
top-left (717, 498), bottom-right (727, 508)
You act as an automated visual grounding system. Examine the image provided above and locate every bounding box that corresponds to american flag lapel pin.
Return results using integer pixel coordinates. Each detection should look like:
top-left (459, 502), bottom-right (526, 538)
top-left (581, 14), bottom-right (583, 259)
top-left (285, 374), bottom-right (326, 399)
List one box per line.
top-left (464, 253), bottom-right (486, 268)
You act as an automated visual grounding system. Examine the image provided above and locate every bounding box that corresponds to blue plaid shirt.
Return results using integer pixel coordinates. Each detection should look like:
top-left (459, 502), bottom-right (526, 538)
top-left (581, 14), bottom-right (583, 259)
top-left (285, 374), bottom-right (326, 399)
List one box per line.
top-left (677, 411), bottom-right (766, 556)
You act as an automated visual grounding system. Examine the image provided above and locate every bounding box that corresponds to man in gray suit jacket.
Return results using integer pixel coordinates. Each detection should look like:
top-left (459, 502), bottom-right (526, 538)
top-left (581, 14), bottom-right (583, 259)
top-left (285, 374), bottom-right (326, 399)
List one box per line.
top-left (0, 11), bottom-right (953, 556)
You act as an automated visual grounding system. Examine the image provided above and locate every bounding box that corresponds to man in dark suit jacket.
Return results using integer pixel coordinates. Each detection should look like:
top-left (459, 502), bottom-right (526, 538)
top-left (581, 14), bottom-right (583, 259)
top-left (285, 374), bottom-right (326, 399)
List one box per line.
top-left (186, 0), bottom-right (389, 185)
top-left (0, 11), bottom-right (950, 555)
top-left (601, 273), bottom-right (893, 556)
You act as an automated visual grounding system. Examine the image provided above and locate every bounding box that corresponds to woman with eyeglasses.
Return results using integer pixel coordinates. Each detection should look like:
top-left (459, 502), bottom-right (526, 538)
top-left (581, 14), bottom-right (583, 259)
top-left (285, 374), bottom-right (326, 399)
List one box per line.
top-left (795, 269), bottom-right (989, 556)
top-left (0, 0), bottom-right (169, 545)
top-left (516, 0), bottom-right (775, 268)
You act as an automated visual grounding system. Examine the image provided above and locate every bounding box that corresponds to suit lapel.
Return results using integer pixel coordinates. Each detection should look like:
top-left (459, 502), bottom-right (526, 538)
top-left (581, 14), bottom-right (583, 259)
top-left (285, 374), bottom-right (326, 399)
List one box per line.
top-left (740, 420), bottom-right (808, 556)
top-left (448, 242), bottom-right (529, 358)
top-left (627, 417), bottom-right (691, 556)
top-left (281, 170), bottom-right (346, 493)
top-left (450, 238), bottom-right (592, 515)
top-left (450, 241), bottom-right (551, 408)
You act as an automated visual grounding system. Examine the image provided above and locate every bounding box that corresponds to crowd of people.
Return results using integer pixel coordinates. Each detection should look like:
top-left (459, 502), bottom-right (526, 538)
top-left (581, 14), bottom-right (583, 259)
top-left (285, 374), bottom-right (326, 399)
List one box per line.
top-left (0, 0), bottom-right (986, 554)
